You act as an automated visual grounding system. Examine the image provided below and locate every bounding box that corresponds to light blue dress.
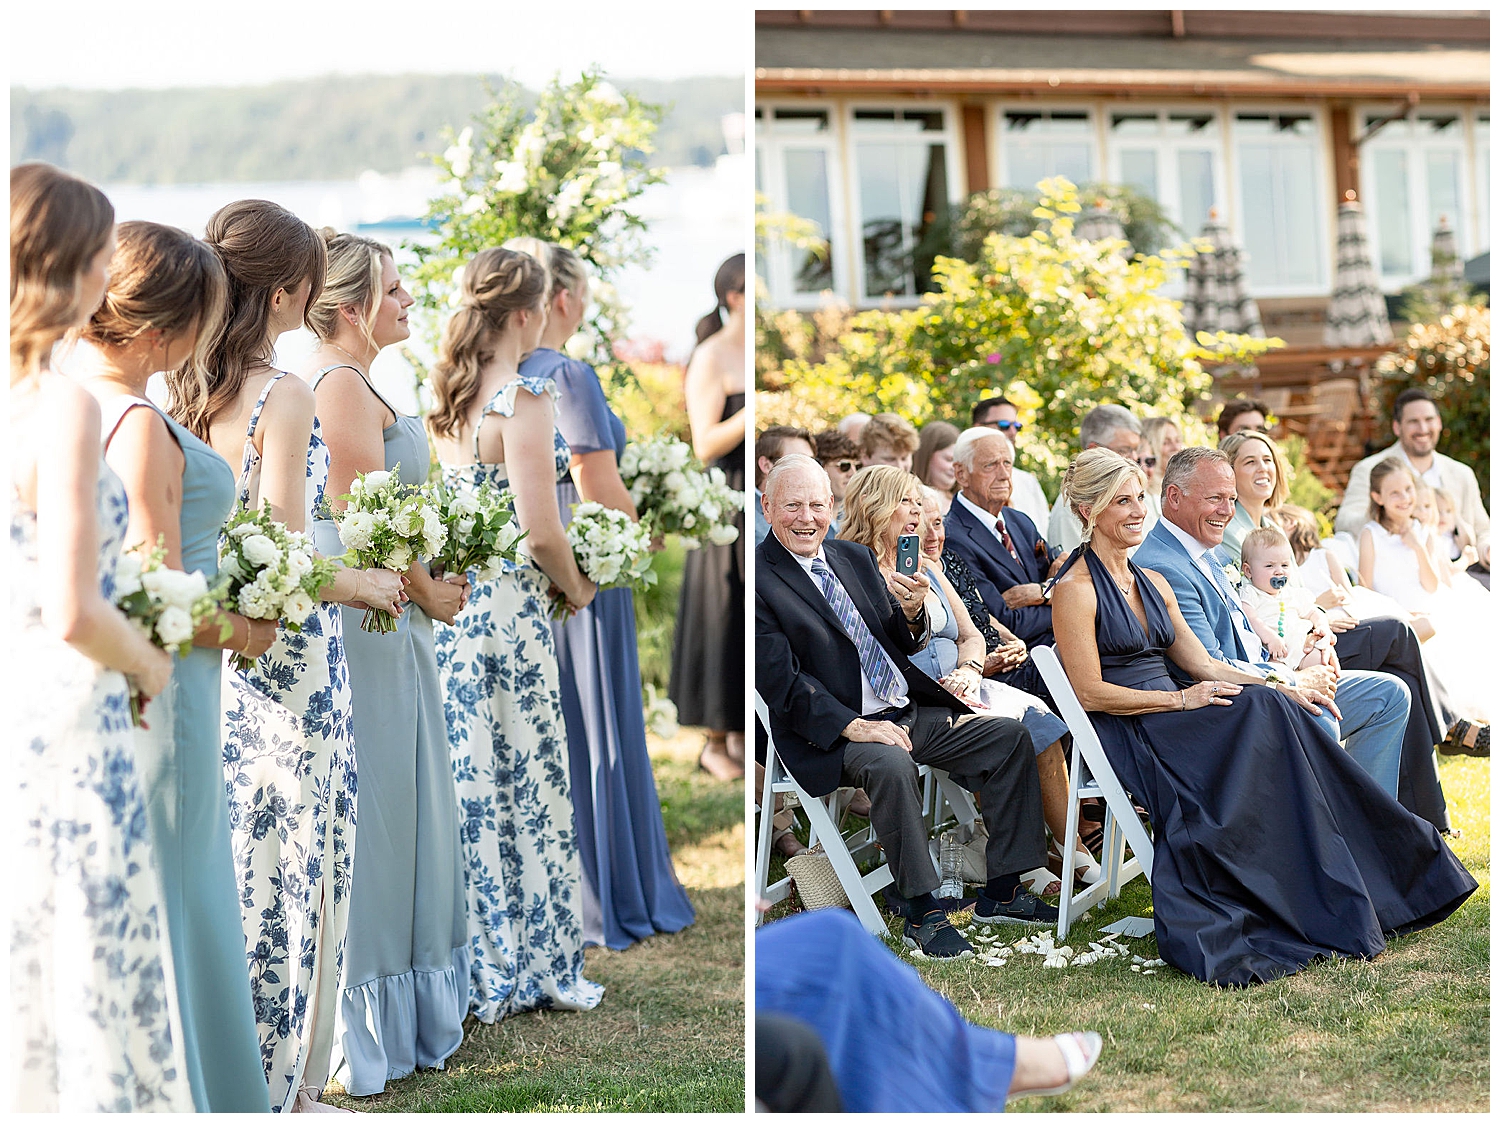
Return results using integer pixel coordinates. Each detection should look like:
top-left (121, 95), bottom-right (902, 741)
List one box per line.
top-left (9, 456), bottom-right (194, 1111)
top-left (432, 374), bottom-right (603, 1021)
top-left (522, 347), bottom-right (694, 950)
top-left (220, 374), bottom-right (357, 1111)
top-left (308, 365), bottom-right (468, 1098)
top-left (101, 395), bottom-right (270, 1112)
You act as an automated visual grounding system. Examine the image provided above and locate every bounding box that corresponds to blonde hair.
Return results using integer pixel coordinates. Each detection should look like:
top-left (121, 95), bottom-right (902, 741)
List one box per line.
top-left (859, 412), bottom-right (920, 460)
top-left (1219, 429), bottom-right (1291, 510)
top-left (501, 236), bottom-right (588, 301)
top-left (1241, 525), bottom-right (1292, 566)
top-left (11, 163), bottom-right (115, 377)
top-left (837, 464), bottom-right (923, 557)
top-left (426, 247), bottom-right (547, 439)
top-left (1274, 504), bottom-right (1321, 564)
top-left (1062, 447), bottom-right (1147, 545)
top-left (305, 228), bottom-right (391, 354)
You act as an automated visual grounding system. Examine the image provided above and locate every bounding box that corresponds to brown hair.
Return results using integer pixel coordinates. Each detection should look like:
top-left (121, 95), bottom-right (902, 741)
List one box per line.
top-left (1366, 457), bottom-right (1416, 529)
top-left (1219, 429), bottom-right (1292, 510)
top-left (812, 428), bottom-right (858, 465)
top-left (912, 421), bottom-right (961, 488)
top-left (695, 253), bottom-right (746, 345)
top-left (1274, 504), bottom-right (1321, 563)
top-left (502, 236), bottom-right (588, 301)
top-left (859, 412), bottom-right (920, 461)
top-left (837, 464), bottom-right (923, 558)
top-left (426, 247), bottom-right (547, 439)
top-left (1216, 396), bottom-right (1271, 436)
top-left (82, 222), bottom-right (227, 378)
top-left (11, 163), bottom-right (115, 377)
top-left (305, 228), bottom-right (391, 352)
top-left (171, 199), bottom-right (326, 439)
top-left (754, 424), bottom-right (814, 487)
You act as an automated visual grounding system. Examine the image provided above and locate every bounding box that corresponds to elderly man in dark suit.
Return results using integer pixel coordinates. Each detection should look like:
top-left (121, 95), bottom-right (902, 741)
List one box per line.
top-left (944, 428), bottom-right (1063, 647)
top-left (756, 455), bottom-right (1054, 958)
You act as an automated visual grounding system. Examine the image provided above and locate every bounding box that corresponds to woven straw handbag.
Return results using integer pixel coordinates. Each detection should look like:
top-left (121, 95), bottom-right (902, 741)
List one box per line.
top-left (784, 846), bottom-right (851, 911)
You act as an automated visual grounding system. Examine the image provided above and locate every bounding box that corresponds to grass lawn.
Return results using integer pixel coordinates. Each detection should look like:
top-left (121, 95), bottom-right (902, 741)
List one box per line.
top-left (326, 728), bottom-right (745, 1112)
top-left (766, 754), bottom-right (1488, 1112)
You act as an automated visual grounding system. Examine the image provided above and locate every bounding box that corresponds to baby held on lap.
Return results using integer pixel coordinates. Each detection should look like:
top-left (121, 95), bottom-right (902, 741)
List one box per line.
top-left (1239, 527), bottom-right (1332, 670)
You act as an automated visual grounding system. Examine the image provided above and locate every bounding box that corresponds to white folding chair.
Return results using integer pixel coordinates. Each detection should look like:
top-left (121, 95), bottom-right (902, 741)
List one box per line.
top-left (753, 691), bottom-right (980, 937)
top-left (1032, 645), bottom-right (1154, 939)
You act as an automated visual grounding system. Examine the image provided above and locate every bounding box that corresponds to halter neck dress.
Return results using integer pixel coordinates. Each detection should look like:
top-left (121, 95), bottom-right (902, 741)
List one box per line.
top-left (308, 364), bottom-right (468, 1097)
top-left (1057, 545), bottom-right (1475, 986)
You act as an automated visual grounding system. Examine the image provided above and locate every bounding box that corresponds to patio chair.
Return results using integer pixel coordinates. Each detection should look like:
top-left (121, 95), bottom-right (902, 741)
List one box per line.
top-left (1031, 645), bottom-right (1154, 939)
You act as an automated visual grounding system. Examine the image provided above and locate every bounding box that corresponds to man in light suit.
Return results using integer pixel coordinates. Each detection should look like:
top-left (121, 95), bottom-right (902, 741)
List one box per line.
top-left (943, 428), bottom-right (1061, 648)
top-left (756, 455), bottom-right (1054, 958)
top-left (1133, 447), bottom-right (1410, 799)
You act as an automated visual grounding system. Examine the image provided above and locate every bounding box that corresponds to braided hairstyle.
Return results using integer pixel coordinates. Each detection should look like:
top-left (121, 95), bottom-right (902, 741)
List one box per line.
top-left (426, 247), bottom-right (547, 439)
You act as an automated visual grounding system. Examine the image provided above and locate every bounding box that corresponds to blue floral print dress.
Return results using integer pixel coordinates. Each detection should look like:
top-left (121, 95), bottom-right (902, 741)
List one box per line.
top-left (9, 457), bottom-right (194, 1111)
top-left (221, 374), bottom-right (357, 1111)
top-left (432, 375), bottom-right (604, 1021)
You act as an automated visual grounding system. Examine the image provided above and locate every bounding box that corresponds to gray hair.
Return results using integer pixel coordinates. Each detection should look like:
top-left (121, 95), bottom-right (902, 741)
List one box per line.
top-left (951, 425), bottom-right (1009, 471)
top-left (1161, 446), bottom-right (1231, 495)
top-left (763, 452), bottom-right (830, 503)
top-left (1079, 404), bottom-right (1141, 450)
top-left (918, 484), bottom-right (946, 509)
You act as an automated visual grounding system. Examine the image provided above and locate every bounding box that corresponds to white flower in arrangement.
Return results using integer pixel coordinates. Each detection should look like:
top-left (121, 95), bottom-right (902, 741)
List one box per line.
top-left (285, 550), bottom-right (313, 581)
top-left (154, 605), bottom-right (196, 647)
top-left (513, 122), bottom-right (548, 168)
top-left (228, 522), bottom-right (258, 539)
top-left (360, 470), bottom-right (393, 492)
top-left (339, 511), bottom-right (377, 552)
top-left (392, 506), bottom-right (423, 538)
top-left (551, 178), bottom-right (589, 223)
top-left (388, 543), bottom-right (412, 571)
top-left (707, 523), bottom-right (741, 546)
top-left (461, 193), bottom-right (488, 216)
top-left (238, 581), bottom-right (274, 619)
top-left (141, 566), bottom-right (209, 611)
top-left (240, 533), bottom-right (282, 568)
top-left (282, 590), bottom-right (317, 623)
top-left (113, 552), bottom-right (143, 598)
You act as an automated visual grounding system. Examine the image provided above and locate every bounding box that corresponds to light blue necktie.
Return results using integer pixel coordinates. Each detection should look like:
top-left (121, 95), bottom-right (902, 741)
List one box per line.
top-left (809, 558), bottom-right (903, 705)
top-left (1203, 548), bottom-right (1254, 660)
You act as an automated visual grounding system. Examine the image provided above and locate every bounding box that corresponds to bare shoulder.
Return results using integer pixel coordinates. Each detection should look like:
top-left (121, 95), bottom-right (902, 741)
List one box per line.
top-left (1051, 554), bottom-right (1096, 597)
top-left (262, 370), bottom-right (316, 425)
top-left (37, 374), bottom-right (102, 448)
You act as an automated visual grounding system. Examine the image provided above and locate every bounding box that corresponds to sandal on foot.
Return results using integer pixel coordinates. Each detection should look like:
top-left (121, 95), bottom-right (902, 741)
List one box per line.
top-left (1050, 845), bottom-right (1103, 886)
top-left (772, 826), bottom-right (807, 859)
top-left (1009, 1031), bottom-right (1104, 1101)
top-left (1020, 866), bottom-right (1063, 897)
top-left (1443, 719), bottom-right (1490, 757)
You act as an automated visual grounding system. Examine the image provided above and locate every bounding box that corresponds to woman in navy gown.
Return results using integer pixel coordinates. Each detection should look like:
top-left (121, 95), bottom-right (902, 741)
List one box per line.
top-left (1050, 449), bottom-right (1475, 987)
top-left (506, 237), bottom-right (694, 949)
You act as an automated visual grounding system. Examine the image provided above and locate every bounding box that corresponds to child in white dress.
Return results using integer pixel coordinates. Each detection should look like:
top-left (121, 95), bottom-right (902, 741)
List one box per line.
top-left (1238, 526), bottom-right (1332, 669)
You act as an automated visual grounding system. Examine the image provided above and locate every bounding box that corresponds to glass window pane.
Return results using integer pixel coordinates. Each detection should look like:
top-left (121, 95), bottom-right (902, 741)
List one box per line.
top-left (856, 142), bottom-right (909, 295)
top-left (1372, 148), bottom-right (1413, 276)
top-left (1419, 115), bottom-right (1460, 136)
top-left (1237, 141), bottom-right (1321, 288)
top-left (1425, 149), bottom-right (1463, 246)
top-left (1177, 149), bottom-right (1216, 233)
top-left (908, 111), bottom-right (945, 133)
top-left (783, 147), bottom-right (835, 292)
top-left (1119, 149), bottom-right (1158, 197)
top-left (1274, 144), bottom-right (1320, 285)
top-left (772, 109), bottom-right (829, 133)
top-left (1166, 113), bottom-right (1215, 136)
top-left (1006, 143), bottom-right (1052, 190)
top-left (913, 143), bottom-right (949, 294)
top-left (1111, 113), bottom-right (1159, 136)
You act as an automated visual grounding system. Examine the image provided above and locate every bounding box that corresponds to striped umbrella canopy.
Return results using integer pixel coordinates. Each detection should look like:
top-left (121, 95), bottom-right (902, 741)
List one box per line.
top-left (1430, 217), bottom-right (1464, 287)
top-left (1324, 195), bottom-right (1393, 346)
top-left (1073, 201), bottom-right (1127, 248)
top-left (1181, 210), bottom-right (1264, 339)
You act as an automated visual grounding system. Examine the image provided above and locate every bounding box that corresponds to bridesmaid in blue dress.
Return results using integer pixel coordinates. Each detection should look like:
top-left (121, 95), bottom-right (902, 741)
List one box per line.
top-left (9, 164), bottom-right (190, 1111)
top-left (427, 246), bottom-right (603, 1020)
top-left (506, 237), bottom-right (694, 949)
top-left (1050, 449), bottom-right (1476, 986)
top-left (74, 222), bottom-right (273, 1110)
top-left (301, 231), bottom-right (471, 1098)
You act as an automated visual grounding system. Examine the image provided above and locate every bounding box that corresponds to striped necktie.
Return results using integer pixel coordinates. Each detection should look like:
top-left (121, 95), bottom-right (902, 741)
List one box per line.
top-left (809, 558), bottom-right (902, 705)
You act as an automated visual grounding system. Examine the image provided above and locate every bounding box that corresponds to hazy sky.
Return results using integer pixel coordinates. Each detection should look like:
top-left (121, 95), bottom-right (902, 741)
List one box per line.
top-left (10, 0), bottom-right (748, 90)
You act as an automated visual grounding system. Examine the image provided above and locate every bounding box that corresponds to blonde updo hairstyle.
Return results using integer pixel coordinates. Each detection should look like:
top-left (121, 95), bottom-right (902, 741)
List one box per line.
top-left (837, 463), bottom-right (925, 559)
top-left (426, 247), bottom-right (547, 439)
top-left (11, 162), bottom-right (115, 378)
top-left (1062, 447), bottom-right (1147, 546)
top-left (501, 236), bottom-right (588, 303)
top-left (305, 228), bottom-right (392, 354)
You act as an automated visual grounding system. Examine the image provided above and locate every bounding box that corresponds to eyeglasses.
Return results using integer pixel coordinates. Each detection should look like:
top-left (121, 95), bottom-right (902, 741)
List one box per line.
top-left (982, 420), bottom-right (1024, 434)
top-left (1140, 456), bottom-right (1158, 470)
top-left (825, 459), bottom-right (857, 473)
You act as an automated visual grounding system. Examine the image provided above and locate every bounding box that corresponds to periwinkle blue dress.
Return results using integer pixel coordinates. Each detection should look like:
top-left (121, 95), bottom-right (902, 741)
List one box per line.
top-left (1061, 546), bottom-right (1476, 986)
top-left (521, 348), bottom-right (694, 950)
top-left (102, 396), bottom-right (270, 1112)
top-left (309, 366), bottom-right (468, 1097)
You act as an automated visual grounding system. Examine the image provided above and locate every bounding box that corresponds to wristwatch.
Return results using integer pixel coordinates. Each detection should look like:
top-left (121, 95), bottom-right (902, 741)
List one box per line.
top-left (960, 658), bottom-right (984, 674)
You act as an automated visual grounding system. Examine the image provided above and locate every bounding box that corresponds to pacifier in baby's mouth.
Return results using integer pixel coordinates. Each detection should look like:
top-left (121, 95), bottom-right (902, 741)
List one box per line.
top-left (1269, 575), bottom-right (1289, 590)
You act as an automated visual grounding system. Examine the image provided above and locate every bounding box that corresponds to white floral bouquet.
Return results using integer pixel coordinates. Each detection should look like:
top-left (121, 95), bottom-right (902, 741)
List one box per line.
top-left (220, 502), bottom-right (340, 669)
top-left (423, 477), bottom-right (528, 583)
top-left (619, 436), bottom-right (743, 546)
top-left (113, 540), bottom-right (229, 725)
top-left (553, 501), bottom-right (656, 619)
top-left (330, 465), bottom-right (445, 633)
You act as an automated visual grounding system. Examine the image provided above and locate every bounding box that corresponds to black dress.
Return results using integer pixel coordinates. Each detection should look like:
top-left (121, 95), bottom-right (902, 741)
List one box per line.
top-left (1061, 547), bottom-right (1476, 987)
top-left (669, 391), bottom-right (745, 732)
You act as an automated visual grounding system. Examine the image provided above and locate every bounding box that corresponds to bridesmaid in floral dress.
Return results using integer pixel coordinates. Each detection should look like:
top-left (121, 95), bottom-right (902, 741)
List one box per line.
top-left (191, 204), bottom-right (405, 1112)
top-left (427, 247), bottom-right (603, 1020)
top-left (9, 163), bottom-right (188, 1112)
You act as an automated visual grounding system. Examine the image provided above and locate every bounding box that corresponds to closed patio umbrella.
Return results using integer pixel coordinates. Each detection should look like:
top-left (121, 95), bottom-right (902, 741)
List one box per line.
top-left (1073, 201), bottom-right (1127, 248)
top-left (1181, 209), bottom-right (1264, 339)
top-left (1324, 192), bottom-right (1393, 346)
top-left (1430, 217), bottom-right (1464, 287)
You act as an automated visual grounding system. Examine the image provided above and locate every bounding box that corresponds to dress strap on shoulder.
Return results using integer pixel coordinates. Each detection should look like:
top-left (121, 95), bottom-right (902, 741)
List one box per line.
top-left (245, 371), bottom-right (286, 442)
top-left (311, 362), bottom-right (398, 416)
top-left (472, 375), bottom-right (558, 463)
top-left (100, 395), bottom-right (179, 453)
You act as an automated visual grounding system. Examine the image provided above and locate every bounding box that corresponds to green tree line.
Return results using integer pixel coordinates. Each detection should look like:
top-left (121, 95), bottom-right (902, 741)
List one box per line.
top-left (10, 74), bottom-right (741, 184)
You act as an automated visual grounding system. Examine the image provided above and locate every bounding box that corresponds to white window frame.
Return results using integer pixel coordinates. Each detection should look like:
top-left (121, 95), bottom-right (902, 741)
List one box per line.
top-left (1226, 103), bottom-right (1333, 297)
top-left (991, 101), bottom-right (1102, 194)
top-left (1357, 102), bottom-right (1479, 291)
top-left (755, 100), bottom-right (850, 310)
top-left (841, 100), bottom-right (964, 307)
top-left (1102, 103), bottom-right (1229, 238)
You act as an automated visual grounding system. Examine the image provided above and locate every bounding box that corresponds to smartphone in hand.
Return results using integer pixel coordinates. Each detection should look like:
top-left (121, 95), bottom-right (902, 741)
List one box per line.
top-left (896, 534), bottom-right (921, 576)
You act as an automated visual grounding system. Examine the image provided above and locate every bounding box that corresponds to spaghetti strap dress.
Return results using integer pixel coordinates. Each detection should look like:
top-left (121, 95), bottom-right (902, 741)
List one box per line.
top-left (220, 373), bottom-right (358, 1110)
top-left (100, 395), bottom-right (270, 1111)
top-left (1059, 546), bottom-right (1476, 986)
top-left (308, 365), bottom-right (469, 1097)
top-left (522, 347), bottom-right (694, 949)
top-left (668, 391), bottom-right (746, 732)
top-left (9, 457), bottom-right (194, 1111)
top-left (432, 374), bottom-right (603, 1019)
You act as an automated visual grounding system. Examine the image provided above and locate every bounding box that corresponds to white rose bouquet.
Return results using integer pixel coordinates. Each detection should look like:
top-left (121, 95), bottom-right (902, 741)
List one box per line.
top-left (423, 477), bottom-right (528, 583)
top-left (554, 501), bottom-right (656, 619)
top-left (112, 540), bottom-right (229, 725)
top-left (619, 435), bottom-right (743, 546)
top-left (330, 465), bottom-right (445, 633)
top-left (219, 501), bottom-right (340, 669)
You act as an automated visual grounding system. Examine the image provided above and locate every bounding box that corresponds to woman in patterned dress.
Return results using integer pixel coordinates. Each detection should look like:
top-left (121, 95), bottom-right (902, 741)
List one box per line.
top-left (188, 206), bottom-right (406, 1112)
top-left (426, 247), bottom-right (603, 1020)
top-left (9, 163), bottom-right (190, 1113)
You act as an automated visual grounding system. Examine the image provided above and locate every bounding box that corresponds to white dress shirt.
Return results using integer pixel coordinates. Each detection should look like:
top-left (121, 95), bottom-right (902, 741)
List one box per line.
top-left (793, 548), bottom-right (911, 714)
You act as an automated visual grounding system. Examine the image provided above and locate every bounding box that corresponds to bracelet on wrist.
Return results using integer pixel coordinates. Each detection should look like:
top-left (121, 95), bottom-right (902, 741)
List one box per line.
top-left (1179, 689), bottom-right (1186, 711)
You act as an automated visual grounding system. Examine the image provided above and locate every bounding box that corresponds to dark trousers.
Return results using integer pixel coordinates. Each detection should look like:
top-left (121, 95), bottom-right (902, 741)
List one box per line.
top-left (840, 706), bottom-right (1047, 897)
top-left (755, 1014), bottom-right (844, 1112)
top-left (1334, 615), bottom-right (1450, 831)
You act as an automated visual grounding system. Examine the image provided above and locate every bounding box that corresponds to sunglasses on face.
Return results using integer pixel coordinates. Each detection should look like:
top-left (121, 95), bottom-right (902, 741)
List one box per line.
top-left (825, 459), bottom-right (857, 473)
top-left (1140, 456), bottom-right (1158, 470)
top-left (982, 419), bottom-right (1024, 434)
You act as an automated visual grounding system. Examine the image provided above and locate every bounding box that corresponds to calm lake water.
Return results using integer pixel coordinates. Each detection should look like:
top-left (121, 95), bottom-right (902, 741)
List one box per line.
top-left (106, 160), bottom-right (746, 414)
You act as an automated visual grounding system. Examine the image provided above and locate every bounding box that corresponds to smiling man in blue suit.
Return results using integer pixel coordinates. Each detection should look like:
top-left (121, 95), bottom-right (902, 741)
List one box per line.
top-left (1133, 447), bottom-right (1409, 798)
